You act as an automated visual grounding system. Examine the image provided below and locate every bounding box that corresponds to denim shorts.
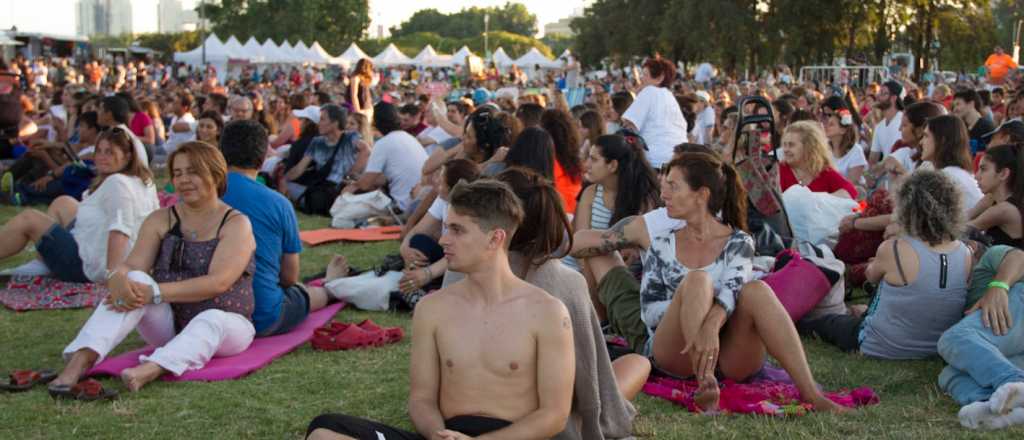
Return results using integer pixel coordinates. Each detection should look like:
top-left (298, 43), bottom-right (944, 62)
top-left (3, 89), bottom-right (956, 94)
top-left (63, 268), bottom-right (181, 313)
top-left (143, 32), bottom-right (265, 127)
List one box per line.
top-left (36, 221), bottom-right (90, 283)
top-left (256, 283), bottom-right (311, 337)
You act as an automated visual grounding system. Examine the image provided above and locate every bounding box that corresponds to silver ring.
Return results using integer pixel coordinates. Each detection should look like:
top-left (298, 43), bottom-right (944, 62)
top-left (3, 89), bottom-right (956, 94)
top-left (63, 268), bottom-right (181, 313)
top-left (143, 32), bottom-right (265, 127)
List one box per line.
top-left (115, 298), bottom-right (125, 306)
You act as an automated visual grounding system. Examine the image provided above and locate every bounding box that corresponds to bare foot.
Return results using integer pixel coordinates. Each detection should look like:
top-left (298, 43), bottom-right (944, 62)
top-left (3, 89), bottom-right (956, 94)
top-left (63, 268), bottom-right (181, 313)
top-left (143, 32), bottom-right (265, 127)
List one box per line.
top-left (811, 395), bottom-right (851, 414)
top-left (694, 376), bottom-right (720, 413)
top-left (325, 255), bottom-right (350, 281)
top-left (120, 362), bottom-right (166, 392)
top-left (848, 304), bottom-right (868, 318)
top-left (51, 349), bottom-right (99, 387)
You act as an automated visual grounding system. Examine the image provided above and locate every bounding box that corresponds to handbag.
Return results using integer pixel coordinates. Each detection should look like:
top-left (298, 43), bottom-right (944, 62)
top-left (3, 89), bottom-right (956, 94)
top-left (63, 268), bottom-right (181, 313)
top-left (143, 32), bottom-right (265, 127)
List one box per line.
top-left (329, 190), bottom-right (394, 229)
top-left (297, 134), bottom-right (351, 215)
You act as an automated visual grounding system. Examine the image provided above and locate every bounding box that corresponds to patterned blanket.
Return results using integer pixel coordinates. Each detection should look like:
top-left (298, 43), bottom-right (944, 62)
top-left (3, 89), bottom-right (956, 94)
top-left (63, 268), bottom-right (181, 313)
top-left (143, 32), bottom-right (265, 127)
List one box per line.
top-left (0, 276), bottom-right (107, 311)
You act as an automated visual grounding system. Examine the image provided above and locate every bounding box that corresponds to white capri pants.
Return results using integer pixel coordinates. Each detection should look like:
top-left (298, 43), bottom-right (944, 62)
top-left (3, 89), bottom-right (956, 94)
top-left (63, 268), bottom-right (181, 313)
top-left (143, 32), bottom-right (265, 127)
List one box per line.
top-left (63, 271), bottom-right (255, 376)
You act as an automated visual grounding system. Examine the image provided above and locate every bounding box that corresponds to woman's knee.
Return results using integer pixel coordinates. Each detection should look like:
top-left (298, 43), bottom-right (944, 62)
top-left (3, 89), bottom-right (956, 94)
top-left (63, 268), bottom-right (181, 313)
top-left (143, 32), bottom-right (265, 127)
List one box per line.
top-left (675, 270), bottom-right (714, 301)
top-left (13, 209), bottom-right (54, 237)
top-left (737, 280), bottom-right (774, 308)
top-left (614, 353), bottom-right (652, 378)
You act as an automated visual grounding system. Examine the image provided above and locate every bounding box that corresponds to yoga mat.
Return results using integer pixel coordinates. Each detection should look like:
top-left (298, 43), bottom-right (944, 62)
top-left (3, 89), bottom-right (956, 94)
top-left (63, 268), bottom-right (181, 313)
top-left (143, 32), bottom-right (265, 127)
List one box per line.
top-left (300, 226), bottom-right (402, 246)
top-left (86, 302), bottom-right (345, 382)
top-left (0, 276), bottom-right (107, 311)
top-left (642, 365), bottom-right (879, 416)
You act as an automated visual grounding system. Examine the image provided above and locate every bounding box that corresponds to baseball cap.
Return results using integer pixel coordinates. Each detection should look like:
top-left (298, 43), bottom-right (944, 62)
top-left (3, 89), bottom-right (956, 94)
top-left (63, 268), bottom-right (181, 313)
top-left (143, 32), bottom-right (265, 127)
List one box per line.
top-left (292, 105), bottom-right (321, 124)
top-left (694, 90), bottom-right (711, 103)
top-left (983, 119), bottom-right (1024, 141)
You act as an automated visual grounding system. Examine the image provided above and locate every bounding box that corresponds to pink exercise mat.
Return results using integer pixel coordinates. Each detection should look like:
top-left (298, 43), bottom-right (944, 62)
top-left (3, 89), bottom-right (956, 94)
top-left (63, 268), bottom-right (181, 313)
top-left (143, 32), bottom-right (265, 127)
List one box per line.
top-left (86, 302), bottom-right (345, 382)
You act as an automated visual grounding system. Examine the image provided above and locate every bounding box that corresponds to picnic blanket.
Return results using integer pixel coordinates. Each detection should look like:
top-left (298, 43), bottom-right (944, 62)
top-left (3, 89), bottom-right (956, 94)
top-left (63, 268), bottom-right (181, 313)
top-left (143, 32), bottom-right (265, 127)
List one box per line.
top-left (86, 302), bottom-right (345, 382)
top-left (0, 275), bottom-right (107, 311)
top-left (300, 226), bottom-right (402, 246)
top-left (643, 365), bottom-right (879, 416)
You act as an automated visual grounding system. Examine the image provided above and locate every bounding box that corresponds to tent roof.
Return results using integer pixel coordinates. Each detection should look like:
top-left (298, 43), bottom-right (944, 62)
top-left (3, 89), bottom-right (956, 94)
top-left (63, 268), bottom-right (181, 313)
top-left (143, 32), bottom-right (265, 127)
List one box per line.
top-left (241, 37), bottom-right (264, 63)
top-left (514, 47), bottom-right (558, 68)
top-left (492, 47), bottom-right (515, 67)
top-left (412, 45), bottom-right (449, 67)
top-left (373, 43), bottom-right (413, 67)
top-left (336, 43), bottom-right (369, 64)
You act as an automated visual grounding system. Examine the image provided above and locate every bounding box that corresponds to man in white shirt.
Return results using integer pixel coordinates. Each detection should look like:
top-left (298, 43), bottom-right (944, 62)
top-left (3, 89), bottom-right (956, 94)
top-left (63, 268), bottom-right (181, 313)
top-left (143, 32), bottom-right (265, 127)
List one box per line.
top-left (692, 91), bottom-right (716, 146)
top-left (164, 93), bottom-right (197, 155)
top-left (868, 81), bottom-right (905, 165)
top-left (98, 96), bottom-right (149, 166)
top-left (343, 103), bottom-right (429, 213)
top-left (694, 62), bottom-right (714, 87)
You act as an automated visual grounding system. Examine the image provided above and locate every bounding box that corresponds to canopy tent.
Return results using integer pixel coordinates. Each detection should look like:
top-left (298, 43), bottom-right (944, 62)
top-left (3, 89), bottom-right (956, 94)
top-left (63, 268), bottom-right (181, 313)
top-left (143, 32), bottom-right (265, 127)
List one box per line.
top-left (492, 47), bottom-right (515, 68)
top-left (448, 46), bottom-right (476, 67)
top-left (223, 35), bottom-right (247, 60)
top-left (173, 33), bottom-right (229, 65)
top-left (373, 43), bottom-right (413, 67)
top-left (294, 40), bottom-right (315, 63)
top-left (242, 37), bottom-right (265, 63)
top-left (411, 45), bottom-right (449, 68)
top-left (514, 47), bottom-right (559, 69)
top-left (0, 34), bottom-right (23, 46)
top-left (311, 41), bottom-right (344, 66)
top-left (334, 43), bottom-right (369, 66)
top-left (279, 40), bottom-right (303, 63)
top-left (259, 38), bottom-right (283, 63)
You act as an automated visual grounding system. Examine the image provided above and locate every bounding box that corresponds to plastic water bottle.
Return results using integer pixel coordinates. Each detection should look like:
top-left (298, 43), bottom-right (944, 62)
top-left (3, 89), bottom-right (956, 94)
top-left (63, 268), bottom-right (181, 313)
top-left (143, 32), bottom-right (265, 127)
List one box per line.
top-left (164, 183), bottom-right (175, 193)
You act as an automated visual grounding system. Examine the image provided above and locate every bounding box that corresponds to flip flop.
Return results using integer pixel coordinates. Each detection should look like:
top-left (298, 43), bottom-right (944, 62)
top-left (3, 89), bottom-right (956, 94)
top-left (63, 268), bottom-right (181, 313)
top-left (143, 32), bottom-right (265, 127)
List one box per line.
top-left (312, 322), bottom-right (385, 351)
top-left (49, 379), bottom-right (118, 401)
top-left (0, 369), bottom-right (57, 392)
top-left (357, 319), bottom-right (404, 344)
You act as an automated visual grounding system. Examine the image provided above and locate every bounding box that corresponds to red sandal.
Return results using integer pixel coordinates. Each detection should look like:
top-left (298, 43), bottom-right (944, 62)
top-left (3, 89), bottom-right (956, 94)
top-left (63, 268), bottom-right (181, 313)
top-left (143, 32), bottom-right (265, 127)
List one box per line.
top-left (312, 322), bottom-right (385, 351)
top-left (357, 319), bottom-right (404, 344)
top-left (0, 369), bottom-right (56, 392)
top-left (48, 379), bottom-right (118, 401)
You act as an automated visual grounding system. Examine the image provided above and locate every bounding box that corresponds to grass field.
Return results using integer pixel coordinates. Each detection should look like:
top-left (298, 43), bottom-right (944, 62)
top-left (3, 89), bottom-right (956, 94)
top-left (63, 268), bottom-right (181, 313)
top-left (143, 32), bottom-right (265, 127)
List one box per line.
top-left (0, 204), bottom-right (1022, 439)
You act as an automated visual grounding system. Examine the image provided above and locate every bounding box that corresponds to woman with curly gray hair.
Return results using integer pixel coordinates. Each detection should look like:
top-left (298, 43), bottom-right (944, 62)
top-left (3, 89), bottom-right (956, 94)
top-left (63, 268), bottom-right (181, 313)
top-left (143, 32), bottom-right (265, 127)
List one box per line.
top-left (801, 170), bottom-right (971, 360)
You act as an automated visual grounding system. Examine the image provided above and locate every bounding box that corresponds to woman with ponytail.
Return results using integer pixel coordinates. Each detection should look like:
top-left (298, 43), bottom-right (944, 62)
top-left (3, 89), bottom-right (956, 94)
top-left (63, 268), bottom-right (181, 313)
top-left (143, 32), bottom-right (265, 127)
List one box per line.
top-left (967, 143), bottom-right (1024, 247)
top-left (496, 167), bottom-right (650, 438)
top-left (571, 152), bottom-right (847, 414)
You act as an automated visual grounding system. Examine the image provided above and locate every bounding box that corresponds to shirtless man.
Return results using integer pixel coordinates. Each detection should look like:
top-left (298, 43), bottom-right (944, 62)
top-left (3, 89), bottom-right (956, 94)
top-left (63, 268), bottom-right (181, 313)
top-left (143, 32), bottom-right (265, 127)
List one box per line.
top-left (307, 179), bottom-right (575, 440)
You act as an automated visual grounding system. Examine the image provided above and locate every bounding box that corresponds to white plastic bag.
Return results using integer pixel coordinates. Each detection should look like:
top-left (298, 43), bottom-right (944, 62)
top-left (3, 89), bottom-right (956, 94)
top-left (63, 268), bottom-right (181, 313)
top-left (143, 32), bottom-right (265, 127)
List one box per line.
top-left (323, 270), bottom-right (402, 311)
top-left (782, 185), bottom-right (858, 248)
top-left (329, 190), bottom-right (393, 229)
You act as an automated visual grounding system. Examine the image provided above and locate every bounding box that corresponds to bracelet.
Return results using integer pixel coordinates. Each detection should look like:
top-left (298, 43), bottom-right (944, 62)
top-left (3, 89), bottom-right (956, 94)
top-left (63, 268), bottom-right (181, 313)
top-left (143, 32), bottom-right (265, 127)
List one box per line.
top-left (423, 266), bottom-right (432, 280)
top-left (988, 280), bottom-right (1011, 292)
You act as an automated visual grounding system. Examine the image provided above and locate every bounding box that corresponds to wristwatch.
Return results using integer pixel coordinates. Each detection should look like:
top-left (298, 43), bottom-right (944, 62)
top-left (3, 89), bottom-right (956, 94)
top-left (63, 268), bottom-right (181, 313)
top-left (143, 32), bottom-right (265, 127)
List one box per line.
top-left (151, 283), bottom-right (163, 305)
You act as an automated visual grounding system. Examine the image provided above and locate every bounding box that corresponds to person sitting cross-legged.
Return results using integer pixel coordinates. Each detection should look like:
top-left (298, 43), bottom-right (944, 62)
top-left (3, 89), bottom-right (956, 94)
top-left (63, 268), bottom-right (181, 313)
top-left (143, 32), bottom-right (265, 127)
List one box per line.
top-left (48, 141), bottom-right (257, 396)
top-left (307, 179), bottom-right (575, 440)
top-left (572, 152), bottom-right (847, 413)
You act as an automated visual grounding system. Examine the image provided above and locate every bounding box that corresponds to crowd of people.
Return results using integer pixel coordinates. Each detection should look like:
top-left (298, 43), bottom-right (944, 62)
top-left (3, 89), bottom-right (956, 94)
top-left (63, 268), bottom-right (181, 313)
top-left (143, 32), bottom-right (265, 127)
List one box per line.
top-left (2, 43), bottom-right (1024, 436)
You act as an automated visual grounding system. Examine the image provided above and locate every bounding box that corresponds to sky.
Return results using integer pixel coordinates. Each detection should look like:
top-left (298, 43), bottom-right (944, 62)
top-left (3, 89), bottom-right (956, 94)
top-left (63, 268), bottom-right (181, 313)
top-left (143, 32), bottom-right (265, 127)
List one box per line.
top-left (0, 0), bottom-right (586, 38)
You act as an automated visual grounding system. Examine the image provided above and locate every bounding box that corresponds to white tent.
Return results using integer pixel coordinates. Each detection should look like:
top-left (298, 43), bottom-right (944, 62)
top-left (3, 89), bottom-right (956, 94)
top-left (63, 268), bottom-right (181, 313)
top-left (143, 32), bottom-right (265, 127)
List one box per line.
top-left (334, 43), bottom-right (369, 66)
top-left (223, 35), bottom-right (247, 60)
top-left (173, 33), bottom-right (229, 65)
top-left (514, 47), bottom-right (559, 69)
top-left (0, 34), bottom-right (23, 46)
top-left (373, 43), bottom-right (413, 67)
top-left (279, 40), bottom-right (302, 63)
top-left (242, 37), bottom-right (265, 63)
top-left (310, 41), bottom-right (342, 66)
top-left (294, 40), bottom-right (316, 63)
top-left (492, 47), bottom-right (515, 68)
top-left (412, 45), bottom-right (448, 68)
top-left (259, 38), bottom-right (283, 63)
top-left (448, 46), bottom-right (476, 67)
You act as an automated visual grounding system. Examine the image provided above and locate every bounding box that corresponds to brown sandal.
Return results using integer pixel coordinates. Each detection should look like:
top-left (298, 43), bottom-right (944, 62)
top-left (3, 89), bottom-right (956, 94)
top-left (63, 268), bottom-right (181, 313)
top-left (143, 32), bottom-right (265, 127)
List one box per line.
top-left (0, 369), bottom-right (56, 392)
top-left (49, 379), bottom-right (119, 401)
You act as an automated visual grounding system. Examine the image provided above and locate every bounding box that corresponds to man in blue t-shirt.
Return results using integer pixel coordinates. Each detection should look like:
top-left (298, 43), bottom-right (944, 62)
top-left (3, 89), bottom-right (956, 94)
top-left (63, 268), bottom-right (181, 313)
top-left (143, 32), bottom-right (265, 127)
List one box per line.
top-left (219, 120), bottom-right (335, 336)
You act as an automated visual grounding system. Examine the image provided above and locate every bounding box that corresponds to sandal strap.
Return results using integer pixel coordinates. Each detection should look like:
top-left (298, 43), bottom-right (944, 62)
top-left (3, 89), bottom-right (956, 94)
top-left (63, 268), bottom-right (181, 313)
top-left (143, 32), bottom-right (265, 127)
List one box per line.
top-left (10, 370), bottom-right (40, 386)
top-left (71, 379), bottom-right (104, 397)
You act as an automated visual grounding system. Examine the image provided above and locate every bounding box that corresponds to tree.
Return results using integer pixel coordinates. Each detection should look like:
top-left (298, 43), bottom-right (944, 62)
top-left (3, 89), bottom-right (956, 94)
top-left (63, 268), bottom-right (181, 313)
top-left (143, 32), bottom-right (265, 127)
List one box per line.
top-left (389, 2), bottom-right (538, 39)
top-left (200, 0), bottom-right (370, 54)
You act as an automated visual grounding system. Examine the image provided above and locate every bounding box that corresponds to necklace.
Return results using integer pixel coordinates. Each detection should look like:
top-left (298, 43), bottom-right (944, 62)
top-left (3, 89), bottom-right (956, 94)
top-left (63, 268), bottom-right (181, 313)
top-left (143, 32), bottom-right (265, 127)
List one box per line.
top-left (181, 207), bottom-right (221, 241)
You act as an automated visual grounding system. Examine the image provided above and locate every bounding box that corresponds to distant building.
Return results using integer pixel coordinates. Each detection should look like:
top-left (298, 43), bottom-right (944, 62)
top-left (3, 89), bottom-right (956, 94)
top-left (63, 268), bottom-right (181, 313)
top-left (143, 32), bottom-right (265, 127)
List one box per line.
top-left (158, 0), bottom-right (183, 33)
top-left (542, 2), bottom-right (594, 38)
top-left (76, 0), bottom-right (133, 36)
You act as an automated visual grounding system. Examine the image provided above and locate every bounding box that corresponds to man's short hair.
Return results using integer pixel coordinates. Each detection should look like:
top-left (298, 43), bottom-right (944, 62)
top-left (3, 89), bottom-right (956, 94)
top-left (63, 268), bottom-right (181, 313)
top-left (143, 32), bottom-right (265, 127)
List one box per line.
top-left (954, 89), bottom-right (982, 112)
top-left (219, 119), bottom-right (268, 170)
top-left (399, 103), bottom-right (421, 116)
top-left (374, 102), bottom-right (402, 135)
top-left (101, 96), bottom-right (130, 124)
top-left (321, 104), bottom-right (348, 131)
top-left (448, 179), bottom-right (525, 242)
top-left (447, 100), bottom-right (470, 116)
top-left (515, 103), bottom-right (544, 127)
top-left (611, 92), bottom-right (633, 115)
top-left (208, 93), bottom-right (228, 113)
top-left (178, 92), bottom-right (194, 110)
top-left (79, 111), bottom-right (99, 130)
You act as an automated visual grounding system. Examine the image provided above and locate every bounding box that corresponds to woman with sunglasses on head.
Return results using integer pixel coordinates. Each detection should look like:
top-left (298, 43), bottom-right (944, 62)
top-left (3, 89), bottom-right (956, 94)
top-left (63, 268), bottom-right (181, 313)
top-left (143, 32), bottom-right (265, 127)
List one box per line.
top-left (0, 127), bottom-right (158, 283)
top-left (49, 141), bottom-right (256, 398)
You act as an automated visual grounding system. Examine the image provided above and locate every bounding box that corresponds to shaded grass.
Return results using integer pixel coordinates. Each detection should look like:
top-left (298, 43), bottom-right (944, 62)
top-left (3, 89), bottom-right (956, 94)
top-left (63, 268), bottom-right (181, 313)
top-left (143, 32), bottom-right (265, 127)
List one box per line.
top-left (0, 206), bottom-right (1022, 439)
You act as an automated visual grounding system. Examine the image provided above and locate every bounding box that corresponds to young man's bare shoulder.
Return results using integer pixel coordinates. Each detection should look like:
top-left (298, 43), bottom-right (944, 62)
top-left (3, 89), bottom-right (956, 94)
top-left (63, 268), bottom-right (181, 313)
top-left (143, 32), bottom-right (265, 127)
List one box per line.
top-left (514, 281), bottom-right (571, 329)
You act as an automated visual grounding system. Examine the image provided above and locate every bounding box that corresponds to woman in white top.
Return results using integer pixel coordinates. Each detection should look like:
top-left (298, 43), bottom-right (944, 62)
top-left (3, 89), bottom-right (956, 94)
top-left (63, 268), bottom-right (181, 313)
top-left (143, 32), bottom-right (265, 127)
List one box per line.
top-left (918, 115), bottom-right (984, 212)
top-left (826, 109), bottom-right (867, 186)
top-left (620, 57), bottom-right (688, 169)
top-left (0, 128), bottom-right (159, 283)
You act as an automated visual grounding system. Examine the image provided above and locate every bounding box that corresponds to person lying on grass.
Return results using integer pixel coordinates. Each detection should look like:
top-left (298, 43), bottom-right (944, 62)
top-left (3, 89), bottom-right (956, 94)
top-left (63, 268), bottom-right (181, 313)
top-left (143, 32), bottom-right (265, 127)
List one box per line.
top-left (938, 244), bottom-right (1024, 429)
top-left (0, 127), bottom-right (157, 283)
top-left (572, 152), bottom-right (847, 414)
top-left (308, 178), bottom-right (575, 440)
top-left (49, 141), bottom-right (257, 397)
top-left (802, 170), bottom-right (971, 359)
top-left (496, 166), bottom-right (648, 439)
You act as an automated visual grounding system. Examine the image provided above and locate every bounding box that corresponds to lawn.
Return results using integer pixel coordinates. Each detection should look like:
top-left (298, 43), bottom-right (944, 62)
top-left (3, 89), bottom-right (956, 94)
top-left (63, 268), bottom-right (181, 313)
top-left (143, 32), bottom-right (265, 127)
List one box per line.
top-left (0, 204), bottom-right (1021, 439)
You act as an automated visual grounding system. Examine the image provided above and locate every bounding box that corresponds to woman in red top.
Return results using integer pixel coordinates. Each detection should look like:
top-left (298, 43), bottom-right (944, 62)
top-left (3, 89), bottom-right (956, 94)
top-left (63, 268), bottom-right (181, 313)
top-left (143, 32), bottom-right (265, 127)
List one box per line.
top-left (779, 120), bottom-right (857, 199)
top-left (541, 109), bottom-right (583, 213)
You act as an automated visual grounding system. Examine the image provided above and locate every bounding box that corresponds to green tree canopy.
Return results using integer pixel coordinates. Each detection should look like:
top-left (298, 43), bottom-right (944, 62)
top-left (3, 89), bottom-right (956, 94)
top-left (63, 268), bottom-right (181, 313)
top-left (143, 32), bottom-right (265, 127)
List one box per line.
top-left (200, 0), bottom-right (370, 54)
top-left (389, 2), bottom-right (537, 39)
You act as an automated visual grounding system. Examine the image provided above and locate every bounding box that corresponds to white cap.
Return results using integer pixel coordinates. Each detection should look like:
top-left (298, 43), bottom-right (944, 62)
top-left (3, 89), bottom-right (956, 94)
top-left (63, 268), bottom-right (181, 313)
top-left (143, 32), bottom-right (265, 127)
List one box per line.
top-left (694, 90), bottom-right (712, 102)
top-left (292, 105), bottom-right (321, 124)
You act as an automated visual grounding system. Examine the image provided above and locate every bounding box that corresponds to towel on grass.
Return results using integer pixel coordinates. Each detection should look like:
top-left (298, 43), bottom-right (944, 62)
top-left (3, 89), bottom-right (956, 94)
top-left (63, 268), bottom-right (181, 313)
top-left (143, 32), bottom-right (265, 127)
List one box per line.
top-left (0, 275), bottom-right (107, 311)
top-left (300, 226), bottom-right (402, 246)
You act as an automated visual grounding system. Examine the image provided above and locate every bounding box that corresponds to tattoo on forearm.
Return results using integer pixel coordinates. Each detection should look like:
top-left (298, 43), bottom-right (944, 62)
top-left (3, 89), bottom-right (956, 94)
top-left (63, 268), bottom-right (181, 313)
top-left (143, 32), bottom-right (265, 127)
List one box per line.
top-left (572, 216), bottom-right (636, 258)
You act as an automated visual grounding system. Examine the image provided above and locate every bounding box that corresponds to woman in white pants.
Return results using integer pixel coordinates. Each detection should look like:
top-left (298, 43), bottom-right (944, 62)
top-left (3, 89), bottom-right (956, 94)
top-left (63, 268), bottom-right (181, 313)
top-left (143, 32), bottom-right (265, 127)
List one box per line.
top-left (50, 141), bottom-right (257, 397)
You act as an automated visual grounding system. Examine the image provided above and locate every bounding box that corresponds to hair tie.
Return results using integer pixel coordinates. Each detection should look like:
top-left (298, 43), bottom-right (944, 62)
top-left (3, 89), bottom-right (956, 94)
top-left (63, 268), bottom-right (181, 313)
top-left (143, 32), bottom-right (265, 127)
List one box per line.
top-left (838, 109), bottom-right (853, 126)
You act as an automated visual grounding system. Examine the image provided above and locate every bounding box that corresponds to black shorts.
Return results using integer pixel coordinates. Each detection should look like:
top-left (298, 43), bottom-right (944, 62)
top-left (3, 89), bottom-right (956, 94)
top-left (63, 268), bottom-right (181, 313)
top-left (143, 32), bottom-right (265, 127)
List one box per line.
top-left (256, 283), bottom-right (311, 337)
top-left (307, 414), bottom-right (511, 440)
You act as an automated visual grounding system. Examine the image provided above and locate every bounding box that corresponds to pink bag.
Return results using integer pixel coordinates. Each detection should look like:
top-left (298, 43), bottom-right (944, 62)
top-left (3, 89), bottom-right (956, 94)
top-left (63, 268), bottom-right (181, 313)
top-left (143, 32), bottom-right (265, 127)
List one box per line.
top-left (761, 249), bottom-right (831, 322)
